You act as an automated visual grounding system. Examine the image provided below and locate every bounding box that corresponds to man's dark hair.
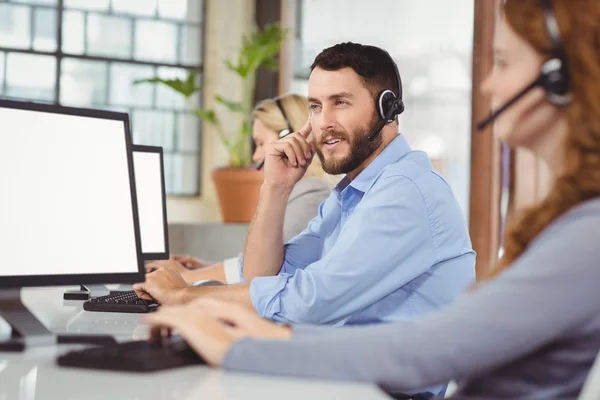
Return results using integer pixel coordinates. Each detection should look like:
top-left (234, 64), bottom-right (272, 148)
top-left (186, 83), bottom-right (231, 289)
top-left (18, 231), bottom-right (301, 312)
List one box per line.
top-left (310, 42), bottom-right (399, 98)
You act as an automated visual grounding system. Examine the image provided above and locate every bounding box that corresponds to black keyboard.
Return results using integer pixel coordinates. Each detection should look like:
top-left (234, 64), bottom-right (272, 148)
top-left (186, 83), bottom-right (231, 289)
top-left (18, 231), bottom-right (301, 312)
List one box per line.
top-left (83, 290), bottom-right (159, 313)
top-left (57, 336), bottom-right (205, 372)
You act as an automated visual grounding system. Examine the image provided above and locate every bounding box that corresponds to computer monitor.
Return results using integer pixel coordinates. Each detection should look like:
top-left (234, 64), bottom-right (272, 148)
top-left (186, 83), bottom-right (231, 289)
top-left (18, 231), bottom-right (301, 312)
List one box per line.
top-left (62, 145), bottom-right (170, 300)
top-left (132, 145), bottom-right (169, 261)
top-left (0, 99), bottom-right (144, 351)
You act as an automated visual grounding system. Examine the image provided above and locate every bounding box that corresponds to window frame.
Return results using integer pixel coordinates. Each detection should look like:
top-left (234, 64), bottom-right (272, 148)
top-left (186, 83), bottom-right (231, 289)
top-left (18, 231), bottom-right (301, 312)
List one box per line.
top-left (0, 0), bottom-right (206, 197)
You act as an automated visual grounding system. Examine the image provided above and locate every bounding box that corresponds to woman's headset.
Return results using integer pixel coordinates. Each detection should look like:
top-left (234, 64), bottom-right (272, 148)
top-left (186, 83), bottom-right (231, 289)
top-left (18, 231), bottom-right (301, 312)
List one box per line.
top-left (477, 0), bottom-right (571, 131)
top-left (274, 96), bottom-right (294, 138)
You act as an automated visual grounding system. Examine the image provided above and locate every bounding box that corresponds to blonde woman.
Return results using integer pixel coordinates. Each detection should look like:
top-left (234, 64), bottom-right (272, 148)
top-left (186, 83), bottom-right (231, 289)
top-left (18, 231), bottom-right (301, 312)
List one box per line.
top-left (149, 94), bottom-right (331, 284)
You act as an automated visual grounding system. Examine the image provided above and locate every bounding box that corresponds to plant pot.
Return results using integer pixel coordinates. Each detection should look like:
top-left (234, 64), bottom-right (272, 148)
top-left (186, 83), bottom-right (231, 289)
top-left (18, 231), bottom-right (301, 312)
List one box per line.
top-left (212, 167), bottom-right (264, 223)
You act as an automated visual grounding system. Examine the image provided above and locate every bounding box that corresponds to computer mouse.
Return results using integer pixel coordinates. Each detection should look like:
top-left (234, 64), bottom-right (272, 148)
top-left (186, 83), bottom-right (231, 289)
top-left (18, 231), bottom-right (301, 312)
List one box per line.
top-left (191, 280), bottom-right (225, 287)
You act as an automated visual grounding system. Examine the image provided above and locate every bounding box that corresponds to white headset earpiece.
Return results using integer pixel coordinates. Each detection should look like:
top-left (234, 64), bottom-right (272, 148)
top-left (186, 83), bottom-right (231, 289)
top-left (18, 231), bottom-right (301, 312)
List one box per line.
top-left (279, 129), bottom-right (290, 138)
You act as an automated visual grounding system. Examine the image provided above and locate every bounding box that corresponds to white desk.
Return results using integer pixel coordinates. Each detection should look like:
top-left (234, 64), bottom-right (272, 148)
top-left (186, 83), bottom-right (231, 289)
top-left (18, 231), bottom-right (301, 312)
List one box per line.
top-left (0, 287), bottom-right (391, 400)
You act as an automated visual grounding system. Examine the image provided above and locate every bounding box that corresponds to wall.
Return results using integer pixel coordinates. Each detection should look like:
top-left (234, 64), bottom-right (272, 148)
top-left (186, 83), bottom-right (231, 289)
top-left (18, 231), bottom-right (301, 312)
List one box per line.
top-left (166, 0), bottom-right (256, 223)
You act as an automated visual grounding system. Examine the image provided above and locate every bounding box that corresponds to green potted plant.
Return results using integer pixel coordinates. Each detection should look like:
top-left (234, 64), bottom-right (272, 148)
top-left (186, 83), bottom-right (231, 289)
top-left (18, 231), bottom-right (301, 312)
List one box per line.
top-left (135, 23), bottom-right (287, 223)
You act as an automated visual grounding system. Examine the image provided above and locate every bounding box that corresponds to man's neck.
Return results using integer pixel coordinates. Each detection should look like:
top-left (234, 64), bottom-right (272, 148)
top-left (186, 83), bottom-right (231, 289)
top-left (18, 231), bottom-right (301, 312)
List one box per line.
top-left (346, 132), bottom-right (397, 181)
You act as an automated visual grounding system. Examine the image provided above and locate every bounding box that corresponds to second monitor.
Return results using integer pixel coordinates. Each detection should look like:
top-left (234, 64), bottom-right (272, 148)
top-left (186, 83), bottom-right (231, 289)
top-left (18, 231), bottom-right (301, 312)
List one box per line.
top-left (132, 145), bottom-right (170, 261)
top-left (63, 145), bottom-right (170, 300)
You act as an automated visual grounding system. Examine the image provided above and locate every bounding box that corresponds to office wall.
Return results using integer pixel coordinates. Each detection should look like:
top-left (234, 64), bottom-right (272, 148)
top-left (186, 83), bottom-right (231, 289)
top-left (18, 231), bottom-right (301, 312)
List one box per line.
top-left (166, 0), bottom-right (256, 223)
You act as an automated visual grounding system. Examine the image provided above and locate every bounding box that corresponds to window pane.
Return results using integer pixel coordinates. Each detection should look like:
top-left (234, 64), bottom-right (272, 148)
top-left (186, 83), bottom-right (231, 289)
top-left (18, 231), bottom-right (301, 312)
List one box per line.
top-left (166, 153), bottom-right (199, 195)
top-left (157, 0), bottom-right (202, 22)
top-left (134, 20), bottom-right (177, 63)
top-left (0, 4), bottom-right (31, 50)
top-left (33, 7), bottom-right (57, 51)
top-left (60, 58), bottom-right (107, 107)
top-left (109, 63), bottom-right (154, 107)
top-left (61, 10), bottom-right (84, 54)
top-left (176, 113), bottom-right (200, 152)
top-left (0, 52), bottom-right (5, 95)
top-left (6, 53), bottom-right (56, 101)
top-left (87, 14), bottom-right (132, 59)
top-left (64, 0), bottom-right (109, 11)
top-left (131, 109), bottom-right (176, 150)
top-left (180, 25), bottom-right (202, 65)
top-left (112, 0), bottom-right (157, 17)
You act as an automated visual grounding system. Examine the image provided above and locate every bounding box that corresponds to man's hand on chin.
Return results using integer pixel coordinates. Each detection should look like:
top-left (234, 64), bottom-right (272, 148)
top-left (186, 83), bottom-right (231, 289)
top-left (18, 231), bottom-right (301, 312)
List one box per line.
top-left (133, 267), bottom-right (191, 305)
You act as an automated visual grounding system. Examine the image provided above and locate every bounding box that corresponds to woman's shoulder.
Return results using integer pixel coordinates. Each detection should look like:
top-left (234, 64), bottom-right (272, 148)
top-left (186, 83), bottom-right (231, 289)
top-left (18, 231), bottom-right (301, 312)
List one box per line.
top-left (291, 177), bottom-right (333, 198)
top-left (543, 197), bottom-right (600, 236)
top-left (522, 197), bottom-right (600, 265)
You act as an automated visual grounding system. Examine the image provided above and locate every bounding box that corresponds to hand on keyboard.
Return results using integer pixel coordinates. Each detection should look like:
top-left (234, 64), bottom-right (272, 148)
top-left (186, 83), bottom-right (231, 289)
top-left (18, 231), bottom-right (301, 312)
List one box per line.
top-left (133, 267), bottom-right (190, 305)
top-left (142, 298), bottom-right (292, 366)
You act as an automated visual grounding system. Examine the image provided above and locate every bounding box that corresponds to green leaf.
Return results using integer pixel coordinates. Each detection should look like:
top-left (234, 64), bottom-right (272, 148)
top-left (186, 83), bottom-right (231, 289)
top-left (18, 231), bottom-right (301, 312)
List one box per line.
top-left (262, 56), bottom-right (280, 72)
top-left (193, 108), bottom-right (218, 125)
top-left (223, 23), bottom-right (288, 79)
top-left (214, 95), bottom-right (244, 113)
top-left (133, 71), bottom-right (201, 98)
top-left (241, 120), bottom-right (252, 137)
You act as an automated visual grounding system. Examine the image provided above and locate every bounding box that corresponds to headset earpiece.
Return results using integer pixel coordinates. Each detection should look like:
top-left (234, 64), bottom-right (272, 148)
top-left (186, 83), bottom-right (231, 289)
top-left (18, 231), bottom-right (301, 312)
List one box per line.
top-left (540, 57), bottom-right (571, 105)
top-left (278, 129), bottom-right (291, 138)
top-left (377, 89), bottom-right (404, 123)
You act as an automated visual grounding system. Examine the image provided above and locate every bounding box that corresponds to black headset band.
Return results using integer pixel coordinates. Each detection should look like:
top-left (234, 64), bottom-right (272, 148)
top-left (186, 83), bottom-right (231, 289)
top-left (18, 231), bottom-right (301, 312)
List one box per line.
top-left (274, 96), bottom-right (294, 134)
top-left (379, 49), bottom-right (403, 100)
top-left (539, 0), bottom-right (566, 60)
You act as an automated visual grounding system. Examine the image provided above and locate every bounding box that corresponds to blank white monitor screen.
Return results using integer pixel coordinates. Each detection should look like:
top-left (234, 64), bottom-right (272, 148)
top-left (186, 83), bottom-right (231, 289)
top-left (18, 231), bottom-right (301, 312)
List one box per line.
top-left (0, 105), bottom-right (140, 277)
top-left (133, 150), bottom-right (167, 255)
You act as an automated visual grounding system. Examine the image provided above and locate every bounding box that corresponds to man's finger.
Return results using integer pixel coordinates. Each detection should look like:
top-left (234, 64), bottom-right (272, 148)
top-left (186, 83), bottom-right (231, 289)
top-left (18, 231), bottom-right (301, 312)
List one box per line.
top-left (133, 283), bottom-right (154, 300)
top-left (286, 135), bottom-right (311, 161)
top-left (274, 142), bottom-right (299, 167)
top-left (298, 119), bottom-right (312, 139)
top-left (282, 136), bottom-right (309, 166)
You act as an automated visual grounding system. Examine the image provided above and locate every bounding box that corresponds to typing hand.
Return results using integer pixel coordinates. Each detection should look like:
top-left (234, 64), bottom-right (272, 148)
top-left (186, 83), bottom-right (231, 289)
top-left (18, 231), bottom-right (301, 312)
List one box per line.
top-left (143, 302), bottom-right (234, 367)
top-left (190, 298), bottom-right (291, 339)
top-left (143, 298), bottom-right (291, 367)
top-left (263, 119), bottom-right (315, 190)
top-left (133, 267), bottom-right (189, 305)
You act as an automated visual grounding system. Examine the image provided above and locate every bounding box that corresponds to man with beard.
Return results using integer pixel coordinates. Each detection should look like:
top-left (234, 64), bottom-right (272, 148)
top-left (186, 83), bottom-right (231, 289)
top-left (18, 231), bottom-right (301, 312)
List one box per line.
top-left (134, 43), bottom-right (475, 327)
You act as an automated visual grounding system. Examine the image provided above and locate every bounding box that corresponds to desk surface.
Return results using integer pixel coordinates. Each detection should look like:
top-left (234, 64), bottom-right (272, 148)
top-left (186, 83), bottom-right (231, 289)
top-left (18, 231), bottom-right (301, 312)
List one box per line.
top-left (0, 287), bottom-right (391, 400)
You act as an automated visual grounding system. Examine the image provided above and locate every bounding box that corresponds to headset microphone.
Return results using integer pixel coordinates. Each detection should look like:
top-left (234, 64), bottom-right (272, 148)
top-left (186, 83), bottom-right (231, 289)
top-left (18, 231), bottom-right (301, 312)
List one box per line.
top-left (477, 76), bottom-right (542, 131)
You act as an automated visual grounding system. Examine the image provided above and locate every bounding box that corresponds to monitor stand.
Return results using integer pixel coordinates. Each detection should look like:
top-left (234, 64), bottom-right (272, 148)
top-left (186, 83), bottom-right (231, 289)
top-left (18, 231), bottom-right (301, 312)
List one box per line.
top-left (0, 289), bottom-right (116, 352)
top-left (63, 285), bottom-right (110, 300)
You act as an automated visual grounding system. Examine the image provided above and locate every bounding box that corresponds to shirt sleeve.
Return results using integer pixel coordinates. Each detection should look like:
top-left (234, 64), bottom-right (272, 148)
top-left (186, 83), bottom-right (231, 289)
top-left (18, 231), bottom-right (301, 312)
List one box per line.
top-left (250, 176), bottom-right (438, 324)
top-left (223, 254), bottom-right (242, 284)
top-left (223, 209), bottom-right (600, 393)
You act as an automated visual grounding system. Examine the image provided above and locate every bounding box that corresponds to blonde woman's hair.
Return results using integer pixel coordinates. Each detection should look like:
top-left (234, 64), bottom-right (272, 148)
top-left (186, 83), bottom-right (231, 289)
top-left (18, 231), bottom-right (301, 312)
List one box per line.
top-left (252, 93), bottom-right (326, 180)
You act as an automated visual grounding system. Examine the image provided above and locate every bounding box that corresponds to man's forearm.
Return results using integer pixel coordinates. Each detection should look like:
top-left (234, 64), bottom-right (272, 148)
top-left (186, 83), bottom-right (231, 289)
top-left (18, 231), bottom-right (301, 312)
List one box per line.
top-left (177, 282), bottom-right (254, 310)
top-left (181, 263), bottom-right (226, 284)
top-left (242, 185), bottom-right (292, 281)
